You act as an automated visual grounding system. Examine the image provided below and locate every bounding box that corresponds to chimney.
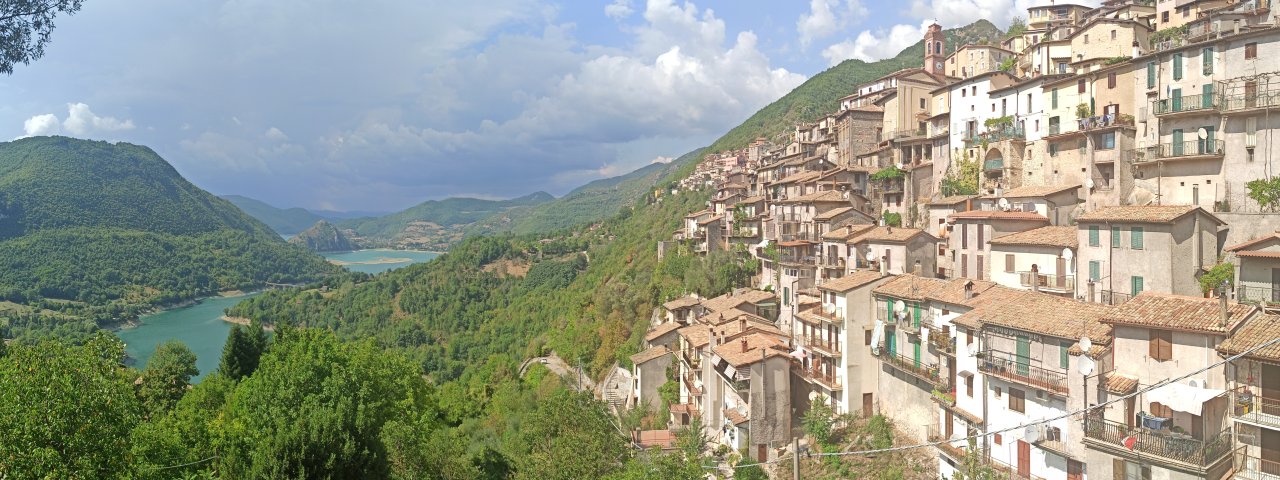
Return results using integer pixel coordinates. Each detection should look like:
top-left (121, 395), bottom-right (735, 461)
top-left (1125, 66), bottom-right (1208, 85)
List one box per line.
top-left (1219, 284), bottom-right (1230, 328)
top-left (740, 317), bottom-right (747, 333)
top-left (964, 280), bottom-right (975, 300)
top-left (880, 255), bottom-right (888, 276)
top-left (913, 260), bottom-right (923, 276)
top-left (1031, 265), bottom-right (1040, 293)
top-left (1131, 40), bottom-right (1140, 58)
top-left (1088, 280), bottom-right (1096, 303)
top-left (741, 338), bottom-right (749, 353)
top-left (887, 225), bottom-right (893, 234)
top-left (710, 331), bottom-right (717, 346)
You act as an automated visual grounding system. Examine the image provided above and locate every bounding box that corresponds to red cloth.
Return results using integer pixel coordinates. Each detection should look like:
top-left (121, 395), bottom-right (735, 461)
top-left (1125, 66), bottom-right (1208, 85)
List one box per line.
top-left (1121, 435), bottom-right (1137, 450)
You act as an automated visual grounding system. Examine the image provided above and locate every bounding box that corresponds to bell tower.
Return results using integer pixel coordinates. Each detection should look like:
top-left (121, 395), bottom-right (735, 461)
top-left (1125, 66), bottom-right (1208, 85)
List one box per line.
top-left (924, 23), bottom-right (944, 76)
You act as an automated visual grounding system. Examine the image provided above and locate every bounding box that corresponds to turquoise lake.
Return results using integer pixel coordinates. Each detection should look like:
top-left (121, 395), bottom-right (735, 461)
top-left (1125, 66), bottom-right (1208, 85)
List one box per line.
top-left (116, 249), bottom-right (439, 380)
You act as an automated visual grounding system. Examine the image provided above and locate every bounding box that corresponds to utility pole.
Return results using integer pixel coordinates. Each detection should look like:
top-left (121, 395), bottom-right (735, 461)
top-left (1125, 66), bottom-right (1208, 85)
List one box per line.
top-left (792, 437), bottom-right (800, 480)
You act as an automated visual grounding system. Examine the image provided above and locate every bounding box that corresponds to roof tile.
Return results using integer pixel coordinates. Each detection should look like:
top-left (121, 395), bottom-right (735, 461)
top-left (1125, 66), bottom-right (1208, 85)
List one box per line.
top-left (1215, 314), bottom-right (1280, 362)
top-left (1100, 292), bottom-right (1253, 334)
top-left (989, 226), bottom-right (1079, 249)
top-left (1076, 205), bottom-right (1220, 224)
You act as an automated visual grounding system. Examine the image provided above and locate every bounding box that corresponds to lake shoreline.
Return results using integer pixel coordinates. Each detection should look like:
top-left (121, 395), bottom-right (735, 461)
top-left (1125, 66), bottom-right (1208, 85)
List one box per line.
top-left (110, 290), bottom-right (259, 332)
top-left (221, 315), bottom-right (275, 331)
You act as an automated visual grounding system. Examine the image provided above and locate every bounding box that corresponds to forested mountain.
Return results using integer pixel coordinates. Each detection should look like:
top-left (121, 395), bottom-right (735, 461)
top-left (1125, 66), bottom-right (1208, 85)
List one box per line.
top-left (339, 191), bottom-right (554, 249)
top-left (0, 137), bottom-right (335, 336)
top-left (288, 220), bottom-right (357, 252)
top-left (707, 19), bottom-right (1001, 152)
top-left (221, 194), bottom-right (323, 235)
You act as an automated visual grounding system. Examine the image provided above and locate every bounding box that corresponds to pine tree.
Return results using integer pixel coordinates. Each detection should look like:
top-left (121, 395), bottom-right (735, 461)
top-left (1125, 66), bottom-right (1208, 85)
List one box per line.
top-left (220, 326), bottom-right (250, 380)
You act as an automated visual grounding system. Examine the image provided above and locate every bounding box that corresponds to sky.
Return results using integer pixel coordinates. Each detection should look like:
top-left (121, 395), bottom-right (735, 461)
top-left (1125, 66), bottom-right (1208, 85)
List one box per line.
top-left (0, 0), bottom-right (1063, 212)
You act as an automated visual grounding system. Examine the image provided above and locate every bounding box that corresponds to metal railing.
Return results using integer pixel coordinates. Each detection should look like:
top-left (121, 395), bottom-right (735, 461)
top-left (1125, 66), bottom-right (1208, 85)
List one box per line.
top-left (778, 254), bottom-right (816, 265)
top-left (881, 349), bottom-right (941, 385)
top-left (1077, 113), bottom-right (1134, 131)
top-left (1222, 90), bottom-right (1280, 112)
top-left (1152, 94), bottom-right (1222, 115)
top-left (983, 158), bottom-right (1004, 171)
top-left (1018, 272), bottom-right (1075, 292)
top-left (800, 335), bottom-right (840, 356)
top-left (891, 128), bottom-right (928, 140)
top-left (978, 351), bottom-right (1069, 394)
top-left (1140, 139), bottom-right (1225, 160)
top-left (966, 126), bottom-right (1026, 145)
top-left (1230, 389), bottom-right (1280, 430)
top-left (818, 256), bottom-right (845, 268)
top-left (1237, 284), bottom-right (1280, 306)
top-left (1100, 290), bottom-right (1132, 305)
top-left (1233, 446), bottom-right (1280, 480)
top-left (1084, 415), bottom-right (1232, 468)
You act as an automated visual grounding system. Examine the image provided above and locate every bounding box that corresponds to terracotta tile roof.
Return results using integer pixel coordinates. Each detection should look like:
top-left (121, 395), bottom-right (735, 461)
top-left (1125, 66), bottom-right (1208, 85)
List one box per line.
top-left (822, 224), bottom-right (876, 241)
top-left (1076, 205), bottom-right (1224, 225)
top-left (872, 274), bottom-right (949, 301)
top-left (778, 240), bottom-right (816, 247)
top-left (773, 170), bottom-right (823, 185)
top-left (633, 429), bottom-right (679, 449)
top-left (738, 195), bottom-right (767, 204)
top-left (699, 289), bottom-right (775, 315)
top-left (850, 226), bottom-right (935, 244)
top-left (630, 345), bottom-right (671, 365)
top-left (1227, 231), bottom-right (1280, 252)
top-left (1102, 372), bottom-right (1139, 394)
top-left (1216, 314), bottom-right (1280, 362)
top-left (926, 279), bottom-right (1003, 306)
top-left (988, 226), bottom-right (1079, 249)
top-left (645, 322), bottom-right (684, 342)
top-left (724, 407), bottom-right (750, 425)
top-left (712, 333), bottom-right (790, 367)
top-left (782, 190), bottom-right (847, 204)
top-left (1100, 292), bottom-right (1253, 334)
top-left (956, 290), bottom-right (1115, 341)
top-left (949, 210), bottom-right (1051, 222)
top-left (1236, 251), bottom-right (1280, 259)
top-left (677, 324), bottom-right (712, 348)
top-left (814, 206), bottom-right (855, 221)
top-left (928, 195), bottom-right (977, 206)
top-left (663, 296), bottom-right (701, 310)
top-left (996, 184), bottom-right (1081, 198)
top-left (684, 209), bottom-right (711, 218)
top-left (819, 270), bottom-right (890, 293)
top-left (697, 214), bottom-right (724, 226)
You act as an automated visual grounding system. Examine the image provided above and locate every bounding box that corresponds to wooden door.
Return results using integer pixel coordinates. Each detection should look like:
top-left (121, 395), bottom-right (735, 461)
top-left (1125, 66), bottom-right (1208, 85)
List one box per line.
top-left (1272, 268), bottom-right (1280, 302)
top-left (757, 444), bottom-right (767, 462)
top-left (1263, 363), bottom-right (1280, 416)
top-left (945, 411), bottom-right (954, 438)
top-left (1067, 459), bottom-right (1083, 480)
top-left (1056, 257), bottom-right (1067, 288)
top-left (1125, 397), bottom-right (1136, 427)
top-left (863, 393), bottom-right (873, 417)
top-left (1262, 429), bottom-right (1280, 475)
top-left (1017, 440), bottom-right (1031, 478)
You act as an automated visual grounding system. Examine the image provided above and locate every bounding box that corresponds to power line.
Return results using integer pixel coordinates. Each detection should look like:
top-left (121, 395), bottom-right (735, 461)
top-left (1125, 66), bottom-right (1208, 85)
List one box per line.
top-left (139, 455), bottom-right (218, 471)
top-left (708, 335), bottom-right (1280, 470)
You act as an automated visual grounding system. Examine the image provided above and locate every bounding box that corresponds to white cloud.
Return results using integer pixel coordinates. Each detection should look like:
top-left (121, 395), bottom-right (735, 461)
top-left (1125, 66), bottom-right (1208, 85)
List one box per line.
top-left (651, 155), bottom-right (673, 164)
top-left (797, 0), bottom-right (867, 48)
top-left (822, 21), bottom-right (931, 65)
top-left (264, 126), bottom-right (288, 141)
top-left (62, 103), bottom-right (135, 136)
top-left (21, 114), bottom-right (61, 138)
top-left (604, 0), bottom-right (634, 19)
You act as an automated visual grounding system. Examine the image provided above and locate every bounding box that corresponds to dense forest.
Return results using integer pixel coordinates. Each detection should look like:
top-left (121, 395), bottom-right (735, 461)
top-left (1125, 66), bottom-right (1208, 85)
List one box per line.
top-left (0, 137), bottom-right (336, 339)
top-left (340, 192), bottom-right (554, 241)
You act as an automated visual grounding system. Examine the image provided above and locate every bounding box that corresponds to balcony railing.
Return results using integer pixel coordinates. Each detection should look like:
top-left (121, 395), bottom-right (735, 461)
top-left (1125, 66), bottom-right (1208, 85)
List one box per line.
top-left (778, 254), bottom-right (816, 265)
top-left (779, 231), bottom-right (815, 242)
top-left (978, 351), bottom-right (1069, 394)
top-left (1223, 90), bottom-right (1280, 112)
top-left (929, 329), bottom-right (956, 356)
top-left (1153, 94), bottom-right (1222, 116)
top-left (891, 128), bottom-right (928, 140)
top-left (1233, 446), bottom-right (1280, 480)
top-left (799, 335), bottom-right (841, 356)
top-left (1084, 415), bottom-right (1232, 468)
top-left (1100, 290), bottom-right (1132, 305)
top-left (1230, 389), bottom-right (1280, 430)
top-left (881, 350), bottom-right (941, 385)
top-left (1139, 139), bottom-right (1225, 161)
top-left (965, 126), bottom-right (1026, 146)
top-left (818, 256), bottom-right (845, 268)
top-left (1018, 272), bottom-right (1075, 293)
top-left (1077, 113), bottom-right (1134, 131)
top-left (681, 349), bottom-right (701, 369)
top-left (983, 158), bottom-right (1004, 172)
top-left (1237, 284), bottom-right (1280, 307)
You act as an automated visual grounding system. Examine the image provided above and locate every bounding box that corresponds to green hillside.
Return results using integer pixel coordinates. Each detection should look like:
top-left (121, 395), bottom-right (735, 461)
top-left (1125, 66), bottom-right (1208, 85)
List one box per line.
top-left (339, 191), bottom-right (554, 246)
top-left (0, 137), bottom-right (335, 336)
top-left (221, 194), bottom-right (323, 235)
top-left (707, 19), bottom-right (1002, 152)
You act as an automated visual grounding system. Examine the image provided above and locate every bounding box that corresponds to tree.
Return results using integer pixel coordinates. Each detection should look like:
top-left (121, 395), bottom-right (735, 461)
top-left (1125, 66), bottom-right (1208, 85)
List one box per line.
top-left (674, 416), bottom-right (708, 460)
top-left (735, 464), bottom-right (771, 480)
top-left (0, 0), bottom-right (87, 75)
top-left (512, 389), bottom-right (627, 480)
top-left (1006, 16), bottom-right (1027, 38)
top-left (218, 324), bottom-right (266, 381)
top-left (1247, 177), bottom-right (1280, 211)
top-left (941, 152), bottom-right (980, 196)
top-left (0, 333), bottom-right (140, 477)
top-left (138, 340), bottom-right (199, 415)
top-left (802, 400), bottom-right (836, 446)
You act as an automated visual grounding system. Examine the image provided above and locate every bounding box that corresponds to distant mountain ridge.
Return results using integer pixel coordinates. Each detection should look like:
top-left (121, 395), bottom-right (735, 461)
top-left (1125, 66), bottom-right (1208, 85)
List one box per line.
top-left (289, 220), bottom-right (356, 252)
top-left (337, 191), bottom-right (555, 249)
top-left (222, 195), bottom-right (324, 235)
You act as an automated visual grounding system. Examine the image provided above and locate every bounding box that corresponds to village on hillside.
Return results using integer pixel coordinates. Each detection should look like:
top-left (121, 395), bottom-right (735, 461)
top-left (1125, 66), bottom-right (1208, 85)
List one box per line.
top-left (629, 0), bottom-right (1280, 478)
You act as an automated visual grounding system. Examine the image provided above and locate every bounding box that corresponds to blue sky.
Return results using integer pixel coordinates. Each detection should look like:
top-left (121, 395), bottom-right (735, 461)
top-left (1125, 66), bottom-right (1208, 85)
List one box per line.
top-left (0, 0), bottom-right (1046, 211)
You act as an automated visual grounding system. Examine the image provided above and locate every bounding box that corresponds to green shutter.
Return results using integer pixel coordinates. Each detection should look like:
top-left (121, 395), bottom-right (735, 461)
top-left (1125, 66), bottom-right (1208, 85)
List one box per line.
top-left (1172, 88), bottom-right (1183, 112)
top-left (1173, 129), bottom-right (1184, 155)
top-left (1202, 83), bottom-right (1214, 109)
top-left (784, 287), bottom-right (790, 306)
top-left (887, 298), bottom-right (894, 322)
top-left (1131, 276), bottom-right (1144, 296)
top-left (913, 303), bottom-right (921, 328)
top-left (1131, 227), bottom-right (1144, 249)
top-left (1173, 53), bottom-right (1183, 80)
top-left (1089, 260), bottom-right (1100, 281)
top-left (1051, 88), bottom-right (1058, 109)
top-left (913, 339), bottom-right (921, 367)
top-left (1111, 227), bottom-right (1121, 248)
top-left (1089, 226), bottom-right (1100, 246)
top-left (887, 329), bottom-right (897, 356)
top-left (1147, 62), bottom-right (1156, 88)
top-left (1202, 47), bottom-right (1213, 75)
top-left (1203, 125), bottom-right (1216, 154)
top-left (1060, 341), bottom-right (1070, 369)
top-left (1016, 336), bottom-right (1031, 376)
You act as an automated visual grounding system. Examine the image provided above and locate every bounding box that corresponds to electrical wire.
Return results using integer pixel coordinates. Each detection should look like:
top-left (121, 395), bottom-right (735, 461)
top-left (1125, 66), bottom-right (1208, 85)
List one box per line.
top-left (706, 335), bottom-right (1280, 470)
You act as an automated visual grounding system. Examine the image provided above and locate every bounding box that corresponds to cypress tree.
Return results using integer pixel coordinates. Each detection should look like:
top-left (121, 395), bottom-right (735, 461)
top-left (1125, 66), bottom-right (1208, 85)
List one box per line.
top-left (219, 326), bottom-right (249, 380)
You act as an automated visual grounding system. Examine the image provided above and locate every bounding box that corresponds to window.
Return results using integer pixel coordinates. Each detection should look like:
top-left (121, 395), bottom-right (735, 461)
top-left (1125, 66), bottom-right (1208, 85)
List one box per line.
top-left (962, 223), bottom-right (969, 249)
top-left (1173, 52), bottom-right (1183, 80)
top-left (1060, 341), bottom-right (1070, 368)
top-left (1131, 275), bottom-right (1144, 296)
top-left (962, 89), bottom-right (966, 98)
top-left (1084, 34), bottom-right (1089, 44)
top-left (1051, 88), bottom-right (1059, 109)
top-left (1089, 260), bottom-right (1100, 281)
top-left (1246, 42), bottom-right (1258, 59)
top-left (972, 86), bottom-right (977, 96)
top-left (978, 224), bottom-right (984, 245)
top-left (1202, 47), bottom-right (1213, 75)
top-left (1089, 225), bottom-right (1100, 246)
top-left (1049, 142), bottom-right (1059, 156)
top-left (966, 329), bottom-right (973, 345)
top-left (965, 374), bottom-right (974, 397)
top-left (1149, 329), bottom-right (1172, 361)
top-left (865, 329), bottom-right (873, 346)
top-left (920, 98), bottom-right (926, 109)
top-left (1111, 30), bottom-right (1117, 40)
top-left (1161, 11), bottom-right (1169, 23)
top-left (1009, 388), bottom-right (1026, 413)
top-left (1099, 132), bottom-right (1116, 150)
top-left (1111, 227), bottom-right (1121, 248)
top-left (994, 387), bottom-right (1002, 398)
top-left (1108, 72), bottom-right (1117, 89)
top-left (1131, 227), bottom-right (1144, 249)
top-left (977, 255), bottom-right (984, 280)
top-left (784, 287), bottom-right (790, 306)
top-left (1147, 62), bottom-right (1156, 88)
top-left (1115, 459), bottom-right (1151, 480)
top-left (1006, 254), bottom-right (1015, 273)
top-left (994, 433), bottom-right (1002, 445)
top-left (1078, 79), bottom-right (1086, 94)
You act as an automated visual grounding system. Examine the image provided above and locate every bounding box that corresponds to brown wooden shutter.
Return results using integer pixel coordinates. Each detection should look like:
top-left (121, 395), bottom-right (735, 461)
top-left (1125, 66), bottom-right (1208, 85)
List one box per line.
top-left (1161, 331), bottom-right (1172, 360)
top-left (1113, 459), bottom-right (1126, 480)
top-left (1006, 254), bottom-right (1015, 273)
top-left (1149, 331), bottom-right (1160, 358)
top-left (1141, 465), bottom-right (1151, 480)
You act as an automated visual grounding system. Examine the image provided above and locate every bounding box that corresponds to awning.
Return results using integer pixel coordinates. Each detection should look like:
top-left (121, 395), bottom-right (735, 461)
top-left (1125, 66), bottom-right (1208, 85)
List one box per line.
top-left (1146, 382), bottom-right (1225, 415)
top-left (871, 320), bottom-right (885, 350)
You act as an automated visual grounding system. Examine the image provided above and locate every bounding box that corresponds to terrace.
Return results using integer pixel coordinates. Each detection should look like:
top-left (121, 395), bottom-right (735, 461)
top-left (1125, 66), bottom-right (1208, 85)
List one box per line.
top-left (1018, 271), bottom-right (1075, 293)
top-left (1084, 414), bottom-right (1232, 470)
top-left (1137, 139), bottom-right (1225, 162)
top-left (977, 351), bottom-right (1069, 395)
top-left (1152, 94), bottom-right (1221, 117)
top-left (879, 348), bottom-right (942, 386)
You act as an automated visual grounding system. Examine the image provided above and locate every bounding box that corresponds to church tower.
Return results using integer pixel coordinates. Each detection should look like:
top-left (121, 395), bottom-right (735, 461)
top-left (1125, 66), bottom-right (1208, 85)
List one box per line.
top-left (924, 23), bottom-right (944, 76)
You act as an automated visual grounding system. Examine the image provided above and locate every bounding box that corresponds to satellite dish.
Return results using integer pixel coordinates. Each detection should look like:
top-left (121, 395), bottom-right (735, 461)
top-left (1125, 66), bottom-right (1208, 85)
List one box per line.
top-left (824, 303), bottom-right (837, 314)
top-left (1063, 248), bottom-right (1074, 261)
top-left (1079, 336), bottom-right (1092, 352)
top-left (1079, 356), bottom-right (1096, 376)
top-left (896, 302), bottom-right (908, 313)
top-left (1197, 128), bottom-right (1209, 140)
top-left (1024, 425), bottom-right (1041, 443)
top-left (998, 198), bottom-right (1010, 208)
top-left (866, 250), bottom-right (877, 262)
top-left (1187, 379), bottom-right (1206, 388)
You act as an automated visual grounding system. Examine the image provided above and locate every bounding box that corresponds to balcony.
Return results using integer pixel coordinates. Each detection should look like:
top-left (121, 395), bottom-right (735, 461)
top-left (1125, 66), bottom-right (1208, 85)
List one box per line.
top-left (1138, 140), bottom-right (1225, 162)
top-left (1152, 94), bottom-right (1222, 117)
top-left (681, 349), bottom-right (701, 369)
top-left (818, 256), bottom-right (846, 269)
top-left (977, 351), bottom-right (1069, 395)
top-left (1233, 447), bottom-right (1280, 480)
top-left (779, 231), bottom-right (815, 242)
top-left (1018, 272), bottom-right (1075, 293)
top-left (1238, 284), bottom-right (1280, 308)
top-left (965, 126), bottom-right (1026, 146)
top-left (983, 158), bottom-right (1004, 172)
top-left (799, 335), bottom-right (841, 357)
top-left (929, 329), bottom-right (956, 356)
top-left (682, 372), bottom-right (702, 397)
top-left (1084, 415), bottom-right (1232, 469)
top-left (881, 349), bottom-right (942, 386)
top-left (1077, 113), bottom-right (1135, 132)
top-left (1229, 388), bottom-right (1280, 430)
top-left (929, 126), bottom-right (950, 139)
top-left (1223, 90), bottom-right (1280, 114)
top-left (1100, 290), bottom-right (1132, 305)
top-left (891, 128), bottom-right (928, 141)
top-left (793, 362), bottom-right (841, 391)
top-left (778, 254), bottom-right (816, 266)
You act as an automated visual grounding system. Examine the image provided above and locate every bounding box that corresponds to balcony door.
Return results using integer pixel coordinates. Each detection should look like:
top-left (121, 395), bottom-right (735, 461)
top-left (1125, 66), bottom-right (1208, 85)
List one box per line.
top-left (1263, 429), bottom-right (1279, 473)
top-left (1271, 268), bottom-right (1280, 302)
top-left (1017, 440), bottom-right (1030, 478)
top-left (1016, 335), bottom-right (1031, 376)
top-left (1055, 257), bottom-right (1067, 289)
top-left (1264, 362), bottom-right (1280, 416)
